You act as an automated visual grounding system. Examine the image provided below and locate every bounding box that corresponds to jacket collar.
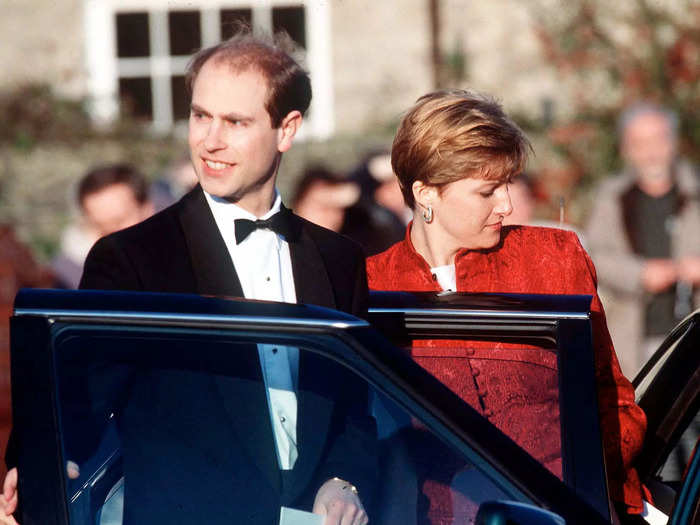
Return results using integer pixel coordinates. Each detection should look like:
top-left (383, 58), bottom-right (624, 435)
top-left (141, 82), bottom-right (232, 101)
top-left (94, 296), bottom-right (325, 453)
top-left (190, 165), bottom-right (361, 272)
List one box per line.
top-left (176, 185), bottom-right (332, 308)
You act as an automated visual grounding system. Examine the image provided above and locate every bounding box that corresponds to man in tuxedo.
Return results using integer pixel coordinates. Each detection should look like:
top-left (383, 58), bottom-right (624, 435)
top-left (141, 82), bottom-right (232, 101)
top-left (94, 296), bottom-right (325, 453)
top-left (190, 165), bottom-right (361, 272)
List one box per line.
top-left (3, 30), bottom-right (374, 525)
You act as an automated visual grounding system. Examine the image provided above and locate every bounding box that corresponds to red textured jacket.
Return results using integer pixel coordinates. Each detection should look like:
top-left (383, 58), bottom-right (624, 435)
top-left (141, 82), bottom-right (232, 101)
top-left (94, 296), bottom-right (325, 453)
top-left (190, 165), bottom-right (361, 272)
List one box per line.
top-left (367, 224), bottom-right (647, 516)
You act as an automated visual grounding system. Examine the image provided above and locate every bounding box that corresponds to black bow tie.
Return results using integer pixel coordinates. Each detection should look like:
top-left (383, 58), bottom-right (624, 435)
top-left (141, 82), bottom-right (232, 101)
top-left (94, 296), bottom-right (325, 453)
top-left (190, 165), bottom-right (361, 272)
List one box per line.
top-left (234, 208), bottom-right (296, 244)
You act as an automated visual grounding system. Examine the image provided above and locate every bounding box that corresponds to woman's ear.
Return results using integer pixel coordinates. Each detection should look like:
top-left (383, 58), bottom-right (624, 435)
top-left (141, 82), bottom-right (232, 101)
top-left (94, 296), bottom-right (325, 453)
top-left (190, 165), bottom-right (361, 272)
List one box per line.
top-left (412, 180), bottom-right (438, 212)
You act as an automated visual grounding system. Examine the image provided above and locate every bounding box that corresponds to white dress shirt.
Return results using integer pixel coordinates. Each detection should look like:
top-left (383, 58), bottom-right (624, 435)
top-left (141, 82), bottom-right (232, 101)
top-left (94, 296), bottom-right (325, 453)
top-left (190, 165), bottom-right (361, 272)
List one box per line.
top-left (204, 190), bottom-right (299, 470)
top-left (430, 263), bottom-right (457, 292)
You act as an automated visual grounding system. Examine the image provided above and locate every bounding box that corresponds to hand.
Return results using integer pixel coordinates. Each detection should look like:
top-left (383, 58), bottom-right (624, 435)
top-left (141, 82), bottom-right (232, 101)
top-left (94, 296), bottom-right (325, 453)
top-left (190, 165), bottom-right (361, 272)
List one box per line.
top-left (679, 256), bottom-right (700, 285)
top-left (0, 469), bottom-right (18, 524)
top-left (312, 477), bottom-right (368, 525)
top-left (641, 259), bottom-right (677, 293)
top-left (0, 511), bottom-right (19, 525)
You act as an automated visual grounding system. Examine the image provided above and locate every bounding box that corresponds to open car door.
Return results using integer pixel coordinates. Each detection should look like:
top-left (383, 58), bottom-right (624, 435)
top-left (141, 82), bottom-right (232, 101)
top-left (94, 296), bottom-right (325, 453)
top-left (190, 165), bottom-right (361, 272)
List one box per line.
top-left (633, 309), bottom-right (700, 524)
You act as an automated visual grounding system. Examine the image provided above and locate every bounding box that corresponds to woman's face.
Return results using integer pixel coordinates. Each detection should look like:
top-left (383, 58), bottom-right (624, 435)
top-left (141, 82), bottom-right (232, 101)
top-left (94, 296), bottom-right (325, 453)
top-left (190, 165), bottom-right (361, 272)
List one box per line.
top-left (431, 177), bottom-right (513, 250)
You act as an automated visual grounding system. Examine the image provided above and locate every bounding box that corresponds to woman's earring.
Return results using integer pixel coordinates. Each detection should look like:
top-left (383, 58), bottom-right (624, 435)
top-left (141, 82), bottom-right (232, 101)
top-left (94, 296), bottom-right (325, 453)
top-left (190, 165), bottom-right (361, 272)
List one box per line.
top-left (422, 206), bottom-right (433, 224)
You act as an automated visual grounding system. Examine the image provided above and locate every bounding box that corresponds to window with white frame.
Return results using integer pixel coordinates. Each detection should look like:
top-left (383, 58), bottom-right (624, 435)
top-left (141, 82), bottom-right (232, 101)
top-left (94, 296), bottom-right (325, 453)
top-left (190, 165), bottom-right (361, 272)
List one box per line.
top-left (83, 0), bottom-right (334, 139)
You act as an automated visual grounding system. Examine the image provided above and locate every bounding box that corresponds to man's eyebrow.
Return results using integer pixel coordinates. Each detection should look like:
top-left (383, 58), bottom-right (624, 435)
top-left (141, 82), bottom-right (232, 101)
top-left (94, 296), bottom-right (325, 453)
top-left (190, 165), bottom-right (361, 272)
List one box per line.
top-left (223, 112), bottom-right (253, 122)
top-left (190, 104), bottom-right (252, 122)
top-left (190, 104), bottom-right (210, 116)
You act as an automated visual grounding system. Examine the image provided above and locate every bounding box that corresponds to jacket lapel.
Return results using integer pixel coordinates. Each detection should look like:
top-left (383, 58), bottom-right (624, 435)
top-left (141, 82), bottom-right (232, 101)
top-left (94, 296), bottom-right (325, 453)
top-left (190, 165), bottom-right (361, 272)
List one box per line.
top-left (177, 185), bottom-right (245, 297)
top-left (287, 213), bottom-right (336, 310)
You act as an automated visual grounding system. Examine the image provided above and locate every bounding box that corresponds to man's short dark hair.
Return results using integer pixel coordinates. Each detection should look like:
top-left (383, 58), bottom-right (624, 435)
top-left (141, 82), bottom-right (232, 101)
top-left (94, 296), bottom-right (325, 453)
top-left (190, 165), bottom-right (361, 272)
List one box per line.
top-left (185, 26), bottom-right (312, 128)
top-left (78, 164), bottom-right (149, 208)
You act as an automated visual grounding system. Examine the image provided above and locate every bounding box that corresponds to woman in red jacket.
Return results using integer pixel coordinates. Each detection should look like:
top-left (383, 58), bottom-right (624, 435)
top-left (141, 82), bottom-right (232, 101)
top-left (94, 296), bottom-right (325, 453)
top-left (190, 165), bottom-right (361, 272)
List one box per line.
top-left (366, 89), bottom-right (647, 523)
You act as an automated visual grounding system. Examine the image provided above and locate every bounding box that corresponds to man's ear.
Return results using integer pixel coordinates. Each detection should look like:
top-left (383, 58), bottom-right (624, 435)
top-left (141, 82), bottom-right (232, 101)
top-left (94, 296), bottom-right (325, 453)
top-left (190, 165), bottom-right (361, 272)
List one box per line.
top-left (412, 180), bottom-right (437, 212)
top-left (277, 110), bottom-right (303, 153)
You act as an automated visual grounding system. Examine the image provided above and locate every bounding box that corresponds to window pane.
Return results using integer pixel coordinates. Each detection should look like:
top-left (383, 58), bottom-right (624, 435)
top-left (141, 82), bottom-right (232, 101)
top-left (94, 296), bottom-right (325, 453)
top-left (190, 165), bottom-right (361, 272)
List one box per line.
top-left (118, 77), bottom-right (152, 119)
top-left (169, 10), bottom-right (201, 56)
top-left (272, 6), bottom-right (306, 48)
top-left (116, 12), bottom-right (150, 58)
top-left (659, 409), bottom-right (700, 482)
top-left (54, 328), bottom-right (522, 525)
top-left (408, 339), bottom-right (562, 479)
top-left (220, 9), bottom-right (252, 40)
top-left (171, 75), bottom-right (189, 121)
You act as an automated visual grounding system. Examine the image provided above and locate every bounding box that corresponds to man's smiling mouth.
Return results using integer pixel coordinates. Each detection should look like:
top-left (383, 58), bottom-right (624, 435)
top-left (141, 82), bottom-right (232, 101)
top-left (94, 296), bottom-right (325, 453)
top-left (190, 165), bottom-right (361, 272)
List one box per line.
top-left (204, 159), bottom-right (234, 171)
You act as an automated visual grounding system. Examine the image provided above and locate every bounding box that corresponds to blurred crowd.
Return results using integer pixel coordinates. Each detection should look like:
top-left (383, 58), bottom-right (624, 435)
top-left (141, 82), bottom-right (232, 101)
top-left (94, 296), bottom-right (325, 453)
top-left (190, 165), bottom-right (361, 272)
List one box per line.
top-left (0, 100), bottom-right (698, 471)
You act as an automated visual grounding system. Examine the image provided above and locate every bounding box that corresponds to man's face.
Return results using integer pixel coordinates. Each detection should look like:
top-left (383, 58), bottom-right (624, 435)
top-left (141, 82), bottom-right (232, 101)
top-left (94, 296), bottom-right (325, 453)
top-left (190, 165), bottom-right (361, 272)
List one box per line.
top-left (622, 112), bottom-right (676, 185)
top-left (82, 183), bottom-right (152, 238)
top-left (188, 60), bottom-right (289, 211)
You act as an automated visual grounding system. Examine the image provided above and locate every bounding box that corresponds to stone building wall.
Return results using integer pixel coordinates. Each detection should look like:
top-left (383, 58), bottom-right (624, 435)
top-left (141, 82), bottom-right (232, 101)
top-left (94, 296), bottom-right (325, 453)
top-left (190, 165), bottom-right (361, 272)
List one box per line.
top-left (2, 0), bottom-right (563, 135)
top-left (0, 0), bottom-right (86, 98)
top-left (330, 0), bottom-right (434, 134)
top-left (440, 1), bottom-right (563, 120)
top-left (1, 0), bottom-right (690, 135)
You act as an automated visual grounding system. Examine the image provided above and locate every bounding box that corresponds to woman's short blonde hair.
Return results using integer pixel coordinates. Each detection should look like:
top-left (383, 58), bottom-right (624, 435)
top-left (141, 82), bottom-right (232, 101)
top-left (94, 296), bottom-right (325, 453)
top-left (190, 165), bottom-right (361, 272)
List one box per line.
top-left (392, 89), bottom-right (531, 208)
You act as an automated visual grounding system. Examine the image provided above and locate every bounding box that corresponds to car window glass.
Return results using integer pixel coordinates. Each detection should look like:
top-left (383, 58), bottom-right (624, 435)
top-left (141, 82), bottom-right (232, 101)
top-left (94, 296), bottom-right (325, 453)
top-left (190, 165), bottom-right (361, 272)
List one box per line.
top-left (396, 338), bottom-right (562, 480)
top-left (634, 323), bottom-right (689, 399)
top-left (659, 409), bottom-right (700, 484)
top-left (52, 327), bottom-right (527, 525)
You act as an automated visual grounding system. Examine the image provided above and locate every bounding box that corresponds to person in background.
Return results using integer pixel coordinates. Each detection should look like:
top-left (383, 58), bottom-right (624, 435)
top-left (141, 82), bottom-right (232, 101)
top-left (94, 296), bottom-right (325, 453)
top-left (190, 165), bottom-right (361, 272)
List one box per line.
top-left (366, 89), bottom-right (648, 523)
top-left (342, 150), bottom-right (409, 256)
top-left (503, 172), bottom-right (587, 248)
top-left (150, 154), bottom-right (199, 212)
top-left (51, 164), bottom-right (154, 289)
top-left (585, 102), bottom-right (700, 377)
top-left (291, 165), bottom-right (360, 232)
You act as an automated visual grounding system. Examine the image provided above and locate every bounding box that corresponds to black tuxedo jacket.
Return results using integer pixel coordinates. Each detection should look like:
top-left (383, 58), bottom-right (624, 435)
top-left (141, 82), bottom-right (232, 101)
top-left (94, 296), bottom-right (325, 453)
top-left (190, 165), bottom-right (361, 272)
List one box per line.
top-left (73, 186), bottom-right (376, 524)
top-left (80, 185), bottom-right (368, 316)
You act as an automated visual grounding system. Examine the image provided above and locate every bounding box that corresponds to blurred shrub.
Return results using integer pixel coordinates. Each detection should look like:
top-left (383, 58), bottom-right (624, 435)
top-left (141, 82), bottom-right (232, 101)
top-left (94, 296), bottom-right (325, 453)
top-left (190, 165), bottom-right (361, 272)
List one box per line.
top-left (0, 84), bottom-right (93, 150)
